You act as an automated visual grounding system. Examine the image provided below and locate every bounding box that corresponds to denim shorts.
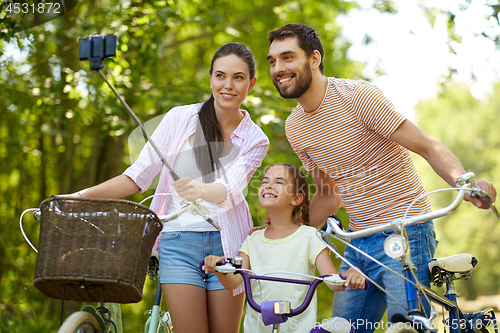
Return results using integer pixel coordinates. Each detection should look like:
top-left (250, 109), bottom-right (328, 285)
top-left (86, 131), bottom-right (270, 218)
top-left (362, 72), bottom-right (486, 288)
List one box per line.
top-left (158, 231), bottom-right (225, 291)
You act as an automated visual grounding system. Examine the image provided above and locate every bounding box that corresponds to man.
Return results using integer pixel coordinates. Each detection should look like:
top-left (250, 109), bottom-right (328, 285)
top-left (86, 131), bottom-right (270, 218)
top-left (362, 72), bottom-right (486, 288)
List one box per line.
top-left (266, 23), bottom-right (497, 333)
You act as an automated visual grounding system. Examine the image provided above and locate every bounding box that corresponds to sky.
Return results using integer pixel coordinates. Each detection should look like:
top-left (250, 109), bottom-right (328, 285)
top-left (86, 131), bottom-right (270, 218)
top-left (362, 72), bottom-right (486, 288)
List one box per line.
top-left (338, 0), bottom-right (500, 121)
top-left (4, 0), bottom-right (499, 123)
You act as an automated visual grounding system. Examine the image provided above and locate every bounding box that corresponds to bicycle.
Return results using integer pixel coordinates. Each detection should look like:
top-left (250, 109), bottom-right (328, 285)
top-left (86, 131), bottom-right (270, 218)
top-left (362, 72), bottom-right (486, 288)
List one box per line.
top-left (20, 194), bottom-right (220, 333)
top-left (200, 258), bottom-right (368, 333)
top-left (318, 172), bottom-right (499, 333)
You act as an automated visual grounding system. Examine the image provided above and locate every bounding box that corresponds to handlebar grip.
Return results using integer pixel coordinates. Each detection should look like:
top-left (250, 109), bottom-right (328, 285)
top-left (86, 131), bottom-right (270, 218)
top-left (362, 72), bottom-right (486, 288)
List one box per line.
top-left (199, 259), bottom-right (236, 274)
top-left (199, 259), bottom-right (224, 272)
top-left (339, 272), bottom-right (369, 290)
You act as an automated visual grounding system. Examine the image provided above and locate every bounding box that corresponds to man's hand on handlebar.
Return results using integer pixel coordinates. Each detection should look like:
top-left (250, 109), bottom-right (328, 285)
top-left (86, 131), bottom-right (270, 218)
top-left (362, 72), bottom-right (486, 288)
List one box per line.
top-left (464, 179), bottom-right (497, 209)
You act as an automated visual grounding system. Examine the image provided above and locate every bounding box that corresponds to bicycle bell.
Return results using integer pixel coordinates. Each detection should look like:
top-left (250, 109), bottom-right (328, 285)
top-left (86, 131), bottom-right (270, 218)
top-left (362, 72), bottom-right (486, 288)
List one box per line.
top-left (384, 234), bottom-right (407, 259)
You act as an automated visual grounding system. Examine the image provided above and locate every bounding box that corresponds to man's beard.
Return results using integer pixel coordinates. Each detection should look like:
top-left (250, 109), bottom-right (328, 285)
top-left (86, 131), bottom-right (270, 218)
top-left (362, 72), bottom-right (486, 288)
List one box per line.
top-left (273, 63), bottom-right (313, 99)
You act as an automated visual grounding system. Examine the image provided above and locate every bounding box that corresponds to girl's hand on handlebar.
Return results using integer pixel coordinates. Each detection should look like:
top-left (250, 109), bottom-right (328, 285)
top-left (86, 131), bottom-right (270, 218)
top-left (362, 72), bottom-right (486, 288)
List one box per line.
top-left (341, 267), bottom-right (366, 290)
top-left (465, 180), bottom-right (497, 209)
top-left (203, 255), bottom-right (226, 274)
top-left (173, 177), bottom-right (203, 202)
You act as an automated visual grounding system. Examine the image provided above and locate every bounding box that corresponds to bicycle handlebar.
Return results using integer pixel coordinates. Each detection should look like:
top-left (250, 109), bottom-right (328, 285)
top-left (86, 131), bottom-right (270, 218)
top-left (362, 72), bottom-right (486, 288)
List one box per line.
top-left (22, 196), bottom-right (221, 253)
top-left (323, 172), bottom-right (498, 240)
top-left (33, 196), bottom-right (221, 230)
top-left (157, 198), bottom-right (221, 231)
top-left (199, 258), bottom-right (367, 325)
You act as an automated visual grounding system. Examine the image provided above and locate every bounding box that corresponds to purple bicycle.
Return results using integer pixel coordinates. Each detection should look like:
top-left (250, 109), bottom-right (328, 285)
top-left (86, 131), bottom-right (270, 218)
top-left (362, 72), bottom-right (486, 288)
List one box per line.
top-left (200, 258), bottom-right (368, 333)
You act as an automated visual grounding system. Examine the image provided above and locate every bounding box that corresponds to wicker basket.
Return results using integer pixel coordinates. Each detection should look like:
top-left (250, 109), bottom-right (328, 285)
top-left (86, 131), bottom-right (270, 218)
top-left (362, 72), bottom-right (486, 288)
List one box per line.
top-left (33, 197), bottom-right (162, 303)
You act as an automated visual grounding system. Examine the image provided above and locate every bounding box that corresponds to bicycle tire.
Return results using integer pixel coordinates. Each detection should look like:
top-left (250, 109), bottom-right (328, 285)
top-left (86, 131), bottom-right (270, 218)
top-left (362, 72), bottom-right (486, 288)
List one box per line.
top-left (58, 311), bottom-right (102, 333)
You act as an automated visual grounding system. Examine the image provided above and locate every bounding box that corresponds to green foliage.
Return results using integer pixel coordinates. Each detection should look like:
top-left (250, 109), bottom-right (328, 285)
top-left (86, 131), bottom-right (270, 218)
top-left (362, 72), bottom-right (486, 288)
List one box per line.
top-left (414, 82), bottom-right (500, 299)
top-left (0, 0), bottom-right (366, 331)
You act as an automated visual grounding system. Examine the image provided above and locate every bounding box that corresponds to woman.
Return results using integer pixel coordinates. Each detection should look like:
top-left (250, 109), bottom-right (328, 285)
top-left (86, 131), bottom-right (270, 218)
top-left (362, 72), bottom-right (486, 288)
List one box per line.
top-left (69, 42), bottom-right (269, 332)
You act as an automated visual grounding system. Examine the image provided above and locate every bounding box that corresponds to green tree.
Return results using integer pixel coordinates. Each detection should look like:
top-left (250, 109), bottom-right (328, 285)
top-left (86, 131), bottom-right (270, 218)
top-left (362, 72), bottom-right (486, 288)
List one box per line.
top-left (1, 0), bottom-right (368, 331)
top-left (413, 82), bottom-right (500, 299)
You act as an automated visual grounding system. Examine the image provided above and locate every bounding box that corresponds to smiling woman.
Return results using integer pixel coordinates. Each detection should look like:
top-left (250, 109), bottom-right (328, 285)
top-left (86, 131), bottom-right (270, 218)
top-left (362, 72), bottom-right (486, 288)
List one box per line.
top-left (63, 42), bottom-right (269, 333)
top-left (210, 55), bottom-right (256, 116)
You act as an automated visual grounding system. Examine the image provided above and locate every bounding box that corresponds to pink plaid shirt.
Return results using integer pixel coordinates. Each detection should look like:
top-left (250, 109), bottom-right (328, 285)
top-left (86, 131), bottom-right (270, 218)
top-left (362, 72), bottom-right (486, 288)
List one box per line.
top-left (123, 103), bottom-right (269, 294)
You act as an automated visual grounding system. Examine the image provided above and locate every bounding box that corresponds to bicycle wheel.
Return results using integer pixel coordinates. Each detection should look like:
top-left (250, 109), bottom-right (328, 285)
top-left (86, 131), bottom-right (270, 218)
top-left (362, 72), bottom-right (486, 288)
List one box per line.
top-left (143, 313), bottom-right (173, 333)
top-left (58, 311), bottom-right (102, 333)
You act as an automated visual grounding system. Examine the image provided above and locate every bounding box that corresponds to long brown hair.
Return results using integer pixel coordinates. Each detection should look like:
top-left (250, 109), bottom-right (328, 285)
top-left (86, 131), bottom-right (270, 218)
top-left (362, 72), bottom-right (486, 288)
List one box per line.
top-left (194, 43), bottom-right (256, 182)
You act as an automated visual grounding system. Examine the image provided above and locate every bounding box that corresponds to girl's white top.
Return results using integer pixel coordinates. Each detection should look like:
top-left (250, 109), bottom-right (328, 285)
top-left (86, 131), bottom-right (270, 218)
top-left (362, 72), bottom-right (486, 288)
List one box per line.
top-left (239, 225), bottom-right (327, 332)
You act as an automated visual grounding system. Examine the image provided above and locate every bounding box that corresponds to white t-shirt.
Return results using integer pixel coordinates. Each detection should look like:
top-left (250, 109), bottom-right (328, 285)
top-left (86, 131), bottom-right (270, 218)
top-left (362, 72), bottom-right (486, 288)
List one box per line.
top-left (162, 139), bottom-right (238, 232)
top-left (239, 225), bottom-right (327, 333)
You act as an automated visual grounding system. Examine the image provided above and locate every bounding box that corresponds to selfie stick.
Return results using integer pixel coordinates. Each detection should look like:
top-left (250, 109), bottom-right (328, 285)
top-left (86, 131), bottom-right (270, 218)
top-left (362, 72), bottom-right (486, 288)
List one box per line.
top-left (78, 35), bottom-right (220, 230)
top-left (96, 70), bottom-right (221, 230)
top-left (97, 70), bottom-right (179, 181)
top-left (79, 34), bottom-right (179, 181)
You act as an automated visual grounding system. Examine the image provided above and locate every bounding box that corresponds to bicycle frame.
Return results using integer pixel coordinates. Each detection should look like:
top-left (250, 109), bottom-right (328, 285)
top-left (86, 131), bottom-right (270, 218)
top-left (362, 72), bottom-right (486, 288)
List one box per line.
top-left (205, 258), bottom-right (355, 333)
top-left (417, 282), bottom-right (497, 333)
top-left (320, 172), bottom-right (499, 333)
top-left (397, 243), bottom-right (495, 333)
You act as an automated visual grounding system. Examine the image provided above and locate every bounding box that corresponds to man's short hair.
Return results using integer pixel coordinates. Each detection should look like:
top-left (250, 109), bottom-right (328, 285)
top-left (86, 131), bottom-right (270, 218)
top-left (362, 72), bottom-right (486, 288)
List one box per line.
top-left (268, 23), bottom-right (325, 74)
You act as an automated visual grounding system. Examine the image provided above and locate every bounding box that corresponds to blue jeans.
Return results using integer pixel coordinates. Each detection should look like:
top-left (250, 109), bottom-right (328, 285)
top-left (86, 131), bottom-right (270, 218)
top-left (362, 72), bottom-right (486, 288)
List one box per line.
top-left (158, 231), bottom-right (225, 290)
top-left (331, 221), bottom-right (438, 333)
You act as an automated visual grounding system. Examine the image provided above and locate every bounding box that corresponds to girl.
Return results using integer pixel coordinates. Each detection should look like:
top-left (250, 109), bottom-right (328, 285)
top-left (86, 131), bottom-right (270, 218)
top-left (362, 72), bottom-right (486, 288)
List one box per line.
top-left (204, 163), bottom-right (365, 333)
top-left (67, 43), bottom-right (269, 333)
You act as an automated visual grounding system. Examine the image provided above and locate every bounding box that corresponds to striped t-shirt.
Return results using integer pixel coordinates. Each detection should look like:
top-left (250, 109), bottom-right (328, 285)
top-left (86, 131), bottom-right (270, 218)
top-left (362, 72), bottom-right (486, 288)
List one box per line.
top-left (285, 77), bottom-right (431, 231)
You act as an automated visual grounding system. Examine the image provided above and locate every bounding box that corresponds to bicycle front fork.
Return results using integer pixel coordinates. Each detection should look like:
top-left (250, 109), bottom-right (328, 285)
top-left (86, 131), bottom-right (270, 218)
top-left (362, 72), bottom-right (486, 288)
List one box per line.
top-left (145, 280), bottom-right (173, 333)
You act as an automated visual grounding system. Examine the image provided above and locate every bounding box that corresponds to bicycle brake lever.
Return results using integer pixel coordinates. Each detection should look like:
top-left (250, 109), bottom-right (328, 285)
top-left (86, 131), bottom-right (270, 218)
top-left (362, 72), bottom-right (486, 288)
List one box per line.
top-left (489, 202), bottom-right (500, 220)
top-left (317, 230), bottom-right (341, 257)
top-left (323, 274), bottom-right (346, 287)
top-left (184, 200), bottom-right (222, 231)
top-left (468, 188), bottom-right (500, 220)
top-left (214, 263), bottom-right (236, 274)
top-left (199, 259), bottom-right (236, 274)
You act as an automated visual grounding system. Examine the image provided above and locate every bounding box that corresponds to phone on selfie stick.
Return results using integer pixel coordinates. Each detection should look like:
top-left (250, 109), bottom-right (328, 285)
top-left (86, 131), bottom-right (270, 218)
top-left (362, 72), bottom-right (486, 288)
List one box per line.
top-left (78, 34), bottom-right (179, 181)
top-left (78, 35), bottom-right (117, 70)
top-left (77, 34), bottom-right (221, 230)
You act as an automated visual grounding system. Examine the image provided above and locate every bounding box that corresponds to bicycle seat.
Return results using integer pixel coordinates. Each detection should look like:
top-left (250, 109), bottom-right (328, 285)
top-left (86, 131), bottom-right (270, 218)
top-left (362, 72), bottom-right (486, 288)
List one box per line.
top-left (429, 253), bottom-right (477, 286)
top-left (429, 253), bottom-right (477, 274)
